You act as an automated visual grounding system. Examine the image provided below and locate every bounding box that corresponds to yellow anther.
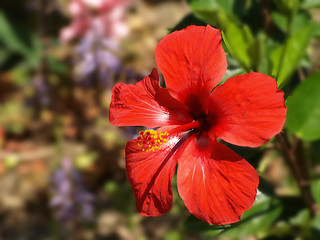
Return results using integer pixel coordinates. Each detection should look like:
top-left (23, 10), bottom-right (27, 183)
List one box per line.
top-left (136, 130), bottom-right (169, 152)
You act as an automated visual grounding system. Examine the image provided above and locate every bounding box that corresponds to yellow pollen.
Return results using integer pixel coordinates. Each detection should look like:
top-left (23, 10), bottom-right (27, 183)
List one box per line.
top-left (136, 130), bottom-right (169, 152)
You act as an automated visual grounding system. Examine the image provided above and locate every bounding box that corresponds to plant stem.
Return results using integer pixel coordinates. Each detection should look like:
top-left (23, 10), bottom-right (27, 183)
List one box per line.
top-left (276, 132), bottom-right (319, 217)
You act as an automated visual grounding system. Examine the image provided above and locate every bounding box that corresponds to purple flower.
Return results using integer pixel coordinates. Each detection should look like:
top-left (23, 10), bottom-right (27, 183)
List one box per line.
top-left (50, 158), bottom-right (95, 223)
top-left (30, 74), bottom-right (51, 106)
top-left (73, 29), bottom-right (122, 84)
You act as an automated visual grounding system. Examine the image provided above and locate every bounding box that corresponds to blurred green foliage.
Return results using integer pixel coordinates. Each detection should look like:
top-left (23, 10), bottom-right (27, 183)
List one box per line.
top-left (286, 72), bottom-right (320, 141)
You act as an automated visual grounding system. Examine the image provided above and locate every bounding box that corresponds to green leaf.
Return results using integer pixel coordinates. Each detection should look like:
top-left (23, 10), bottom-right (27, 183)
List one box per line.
top-left (272, 11), bottom-right (311, 35)
top-left (0, 10), bottom-right (42, 69)
top-left (220, 68), bottom-right (243, 84)
top-left (222, 23), bottom-right (254, 72)
top-left (27, 34), bottom-right (42, 67)
top-left (272, 11), bottom-right (320, 38)
top-left (0, 11), bottom-right (30, 57)
top-left (271, 12), bottom-right (287, 32)
top-left (217, 196), bottom-right (283, 238)
top-left (248, 33), bottom-right (265, 71)
top-left (259, 37), bottom-right (280, 75)
top-left (188, 0), bottom-right (240, 29)
top-left (186, 194), bottom-right (283, 238)
top-left (312, 22), bottom-right (320, 38)
top-left (286, 71), bottom-right (320, 141)
top-left (223, 141), bottom-right (262, 168)
top-left (188, 0), bottom-right (235, 14)
top-left (310, 140), bottom-right (320, 163)
top-left (311, 179), bottom-right (320, 204)
top-left (0, 48), bottom-right (10, 67)
top-left (188, 0), bottom-right (257, 76)
top-left (289, 208), bottom-right (311, 226)
top-left (291, 13), bottom-right (312, 34)
top-left (301, 0), bottom-right (320, 9)
top-left (184, 214), bottom-right (228, 235)
top-left (273, 0), bottom-right (299, 17)
top-left (188, 0), bottom-right (253, 22)
top-left (312, 213), bottom-right (320, 239)
top-left (48, 55), bottom-right (68, 74)
top-left (271, 25), bottom-right (312, 88)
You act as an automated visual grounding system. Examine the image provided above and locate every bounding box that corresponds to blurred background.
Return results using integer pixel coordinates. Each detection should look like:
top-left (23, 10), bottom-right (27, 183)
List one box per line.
top-left (0, 0), bottom-right (320, 239)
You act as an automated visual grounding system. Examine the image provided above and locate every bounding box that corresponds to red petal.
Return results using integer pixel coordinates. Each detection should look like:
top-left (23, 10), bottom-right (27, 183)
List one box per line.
top-left (155, 25), bottom-right (227, 105)
top-left (177, 133), bottom-right (259, 225)
top-left (209, 72), bottom-right (286, 147)
top-left (109, 68), bottom-right (192, 128)
top-left (125, 126), bottom-right (184, 216)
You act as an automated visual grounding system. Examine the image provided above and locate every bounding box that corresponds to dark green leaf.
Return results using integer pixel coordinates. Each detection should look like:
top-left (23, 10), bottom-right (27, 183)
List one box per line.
top-left (184, 214), bottom-right (228, 233)
top-left (222, 141), bottom-right (262, 168)
top-left (248, 32), bottom-right (265, 71)
top-left (286, 71), bottom-right (320, 141)
top-left (259, 176), bottom-right (276, 196)
top-left (186, 194), bottom-right (283, 238)
top-left (216, 196), bottom-right (283, 238)
top-left (279, 197), bottom-right (306, 220)
top-left (310, 140), bottom-right (320, 163)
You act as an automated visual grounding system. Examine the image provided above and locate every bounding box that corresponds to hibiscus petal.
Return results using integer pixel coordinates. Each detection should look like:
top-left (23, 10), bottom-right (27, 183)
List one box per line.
top-left (209, 72), bottom-right (286, 147)
top-left (155, 25), bottom-right (227, 105)
top-left (109, 68), bottom-right (192, 128)
top-left (177, 133), bottom-right (259, 225)
top-left (125, 126), bottom-right (185, 216)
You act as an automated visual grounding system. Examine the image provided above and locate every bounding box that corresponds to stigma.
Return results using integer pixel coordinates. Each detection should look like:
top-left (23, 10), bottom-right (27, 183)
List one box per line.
top-left (137, 130), bottom-right (169, 152)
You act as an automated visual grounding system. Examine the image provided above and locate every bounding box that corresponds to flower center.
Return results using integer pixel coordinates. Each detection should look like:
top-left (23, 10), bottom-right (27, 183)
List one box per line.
top-left (137, 130), bottom-right (169, 152)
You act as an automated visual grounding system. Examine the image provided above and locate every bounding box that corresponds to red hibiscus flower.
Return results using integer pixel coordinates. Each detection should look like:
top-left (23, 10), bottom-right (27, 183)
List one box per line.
top-left (109, 25), bottom-right (286, 225)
